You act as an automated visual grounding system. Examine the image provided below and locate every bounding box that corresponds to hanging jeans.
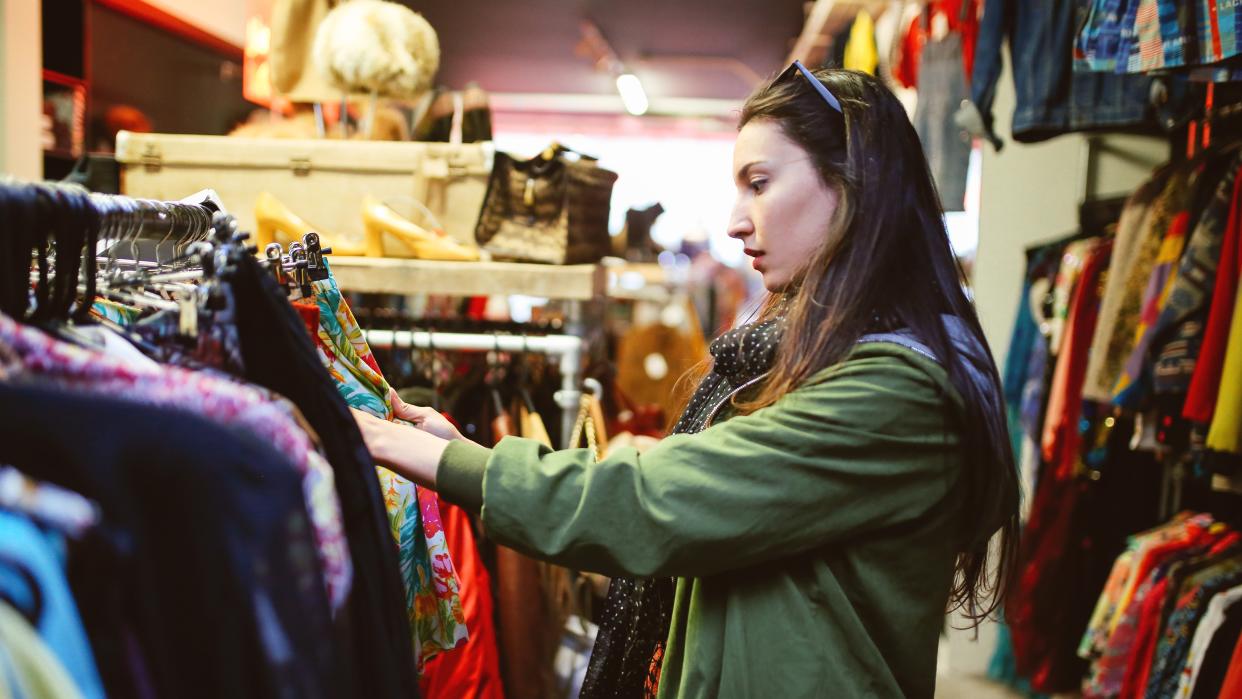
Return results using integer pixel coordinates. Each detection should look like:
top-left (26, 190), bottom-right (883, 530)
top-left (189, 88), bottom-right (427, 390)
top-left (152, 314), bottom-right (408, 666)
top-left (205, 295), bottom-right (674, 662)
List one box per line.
top-left (914, 32), bottom-right (972, 213)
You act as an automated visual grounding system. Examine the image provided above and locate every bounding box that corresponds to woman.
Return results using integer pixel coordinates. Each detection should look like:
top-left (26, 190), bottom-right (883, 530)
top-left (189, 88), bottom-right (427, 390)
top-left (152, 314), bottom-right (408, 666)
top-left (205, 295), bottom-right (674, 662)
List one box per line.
top-left (353, 64), bottom-right (1020, 698)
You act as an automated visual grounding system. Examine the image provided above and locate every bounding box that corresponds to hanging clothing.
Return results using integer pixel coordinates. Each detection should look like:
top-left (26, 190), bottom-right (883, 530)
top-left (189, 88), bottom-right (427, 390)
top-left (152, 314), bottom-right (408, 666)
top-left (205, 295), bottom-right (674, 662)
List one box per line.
top-left (0, 601), bottom-right (86, 699)
top-left (893, 0), bottom-right (979, 90)
top-left (1189, 603), bottom-right (1242, 698)
top-left (1120, 531), bottom-right (1242, 697)
top-left (1112, 190), bottom-right (1198, 406)
top-left (1041, 238), bottom-right (1111, 479)
top-left (1174, 583), bottom-right (1242, 697)
top-left (1151, 160), bottom-right (1242, 396)
top-left (1145, 555), bottom-right (1242, 698)
top-left (229, 254), bottom-right (421, 699)
top-left (968, 0), bottom-right (1158, 147)
top-left (296, 263), bottom-right (467, 667)
top-left (1085, 166), bottom-right (1186, 402)
top-left (1080, 516), bottom-right (1218, 696)
top-left (1185, 163), bottom-right (1242, 424)
top-left (843, 10), bottom-right (879, 75)
top-left (1048, 239), bottom-right (1099, 354)
top-left (491, 405), bottom-right (570, 699)
top-left (0, 512), bottom-right (103, 699)
top-left (0, 313), bottom-right (353, 612)
top-left (0, 380), bottom-right (343, 699)
top-left (1077, 0), bottom-right (1242, 72)
top-left (913, 32), bottom-right (972, 212)
top-left (1009, 412), bottom-right (1162, 692)
top-left (876, 1), bottom-right (920, 115)
top-left (420, 497), bottom-right (505, 699)
top-left (1205, 280), bottom-right (1242, 453)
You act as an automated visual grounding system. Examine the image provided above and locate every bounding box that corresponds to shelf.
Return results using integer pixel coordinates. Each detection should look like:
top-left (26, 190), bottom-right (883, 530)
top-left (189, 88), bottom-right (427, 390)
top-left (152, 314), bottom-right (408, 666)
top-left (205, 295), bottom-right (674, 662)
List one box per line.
top-left (605, 261), bottom-right (674, 302)
top-left (327, 256), bottom-right (607, 301)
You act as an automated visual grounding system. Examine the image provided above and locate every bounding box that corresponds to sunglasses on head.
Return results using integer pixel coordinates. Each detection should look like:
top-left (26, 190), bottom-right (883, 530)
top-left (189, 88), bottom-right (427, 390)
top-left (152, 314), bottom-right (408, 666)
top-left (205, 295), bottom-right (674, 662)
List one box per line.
top-left (777, 60), bottom-right (844, 114)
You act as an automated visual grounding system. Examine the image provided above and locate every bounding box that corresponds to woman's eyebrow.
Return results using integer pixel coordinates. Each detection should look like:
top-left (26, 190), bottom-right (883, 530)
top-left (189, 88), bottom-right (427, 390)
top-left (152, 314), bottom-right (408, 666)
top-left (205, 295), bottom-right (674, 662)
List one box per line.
top-left (736, 161), bottom-right (767, 182)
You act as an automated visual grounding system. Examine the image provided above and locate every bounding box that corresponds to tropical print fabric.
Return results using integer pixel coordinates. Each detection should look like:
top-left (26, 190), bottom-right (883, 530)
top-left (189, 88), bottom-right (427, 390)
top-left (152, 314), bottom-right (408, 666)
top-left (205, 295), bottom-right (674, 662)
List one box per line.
top-left (298, 264), bottom-right (467, 669)
top-left (89, 299), bottom-right (142, 326)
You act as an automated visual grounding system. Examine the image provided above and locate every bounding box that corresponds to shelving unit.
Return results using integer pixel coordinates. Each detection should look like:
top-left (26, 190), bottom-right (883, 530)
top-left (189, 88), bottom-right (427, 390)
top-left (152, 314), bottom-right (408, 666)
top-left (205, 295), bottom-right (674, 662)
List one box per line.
top-left (328, 256), bottom-right (607, 301)
top-left (605, 261), bottom-right (674, 302)
top-left (332, 256), bottom-right (687, 443)
top-left (332, 256), bottom-right (610, 446)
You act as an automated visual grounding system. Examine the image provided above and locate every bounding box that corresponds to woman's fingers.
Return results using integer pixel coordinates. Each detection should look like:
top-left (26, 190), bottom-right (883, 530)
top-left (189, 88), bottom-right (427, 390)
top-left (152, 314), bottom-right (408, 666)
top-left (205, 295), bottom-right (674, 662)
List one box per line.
top-left (389, 388), bottom-right (435, 423)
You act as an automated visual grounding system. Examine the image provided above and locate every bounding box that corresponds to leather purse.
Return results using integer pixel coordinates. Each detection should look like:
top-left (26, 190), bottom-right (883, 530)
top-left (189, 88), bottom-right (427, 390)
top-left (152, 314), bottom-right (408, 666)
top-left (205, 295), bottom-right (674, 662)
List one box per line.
top-left (474, 144), bottom-right (618, 265)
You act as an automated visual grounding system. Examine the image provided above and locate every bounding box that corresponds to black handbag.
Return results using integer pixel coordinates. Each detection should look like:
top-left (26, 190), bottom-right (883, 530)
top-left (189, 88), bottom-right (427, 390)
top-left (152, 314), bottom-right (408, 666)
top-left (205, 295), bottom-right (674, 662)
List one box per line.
top-left (474, 145), bottom-right (618, 265)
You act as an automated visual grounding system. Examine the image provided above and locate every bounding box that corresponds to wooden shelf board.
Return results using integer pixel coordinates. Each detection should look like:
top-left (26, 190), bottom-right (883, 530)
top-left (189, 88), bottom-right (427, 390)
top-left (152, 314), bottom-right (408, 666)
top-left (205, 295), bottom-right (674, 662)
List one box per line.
top-left (328, 256), bottom-right (607, 301)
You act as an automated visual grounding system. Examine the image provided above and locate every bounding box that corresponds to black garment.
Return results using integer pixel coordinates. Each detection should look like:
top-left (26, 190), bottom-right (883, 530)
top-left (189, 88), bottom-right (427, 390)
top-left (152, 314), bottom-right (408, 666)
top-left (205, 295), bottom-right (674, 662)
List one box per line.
top-left (581, 318), bottom-right (783, 698)
top-left (1189, 601), bottom-right (1242, 699)
top-left (413, 87), bottom-right (493, 143)
top-left (0, 380), bottom-right (340, 699)
top-left (228, 255), bottom-right (421, 699)
top-left (623, 203), bottom-right (665, 263)
top-left (827, 16), bottom-right (855, 69)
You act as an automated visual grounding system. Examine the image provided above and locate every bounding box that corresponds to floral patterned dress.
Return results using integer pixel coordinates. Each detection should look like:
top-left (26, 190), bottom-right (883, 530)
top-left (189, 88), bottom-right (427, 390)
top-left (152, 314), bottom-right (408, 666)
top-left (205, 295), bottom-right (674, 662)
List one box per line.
top-left (295, 263), bottom-right (467, 669)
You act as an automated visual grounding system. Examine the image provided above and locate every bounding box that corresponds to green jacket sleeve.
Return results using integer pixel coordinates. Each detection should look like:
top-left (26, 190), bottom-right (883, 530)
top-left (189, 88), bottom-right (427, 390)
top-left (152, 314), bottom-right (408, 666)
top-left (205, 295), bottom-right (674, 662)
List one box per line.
top-left (438, 349), bottom-right (964, 578)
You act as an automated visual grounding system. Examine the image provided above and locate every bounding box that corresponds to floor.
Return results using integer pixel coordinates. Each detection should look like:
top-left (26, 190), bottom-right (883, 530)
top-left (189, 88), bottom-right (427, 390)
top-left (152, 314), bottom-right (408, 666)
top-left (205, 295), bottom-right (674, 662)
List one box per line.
top-left (935, 673), bottom-right (1028, 698)
top-left (934, 634), bottom-right (1033, 699)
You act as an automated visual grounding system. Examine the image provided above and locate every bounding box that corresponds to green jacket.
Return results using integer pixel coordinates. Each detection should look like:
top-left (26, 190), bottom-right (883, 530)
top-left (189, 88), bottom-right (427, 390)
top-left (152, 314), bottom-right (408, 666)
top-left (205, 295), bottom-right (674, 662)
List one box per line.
top-left (437, 343), bottom-right (968, 698)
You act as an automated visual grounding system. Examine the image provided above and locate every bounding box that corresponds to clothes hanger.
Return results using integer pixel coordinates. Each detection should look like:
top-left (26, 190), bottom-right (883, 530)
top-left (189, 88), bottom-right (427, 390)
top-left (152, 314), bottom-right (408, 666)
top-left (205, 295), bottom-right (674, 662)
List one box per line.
top-left (517, 332), bottom-right (539, 414)
top-left (0, 466), bottom-right (99, 538)
top-left (0, 553), bottom-right (44, 628)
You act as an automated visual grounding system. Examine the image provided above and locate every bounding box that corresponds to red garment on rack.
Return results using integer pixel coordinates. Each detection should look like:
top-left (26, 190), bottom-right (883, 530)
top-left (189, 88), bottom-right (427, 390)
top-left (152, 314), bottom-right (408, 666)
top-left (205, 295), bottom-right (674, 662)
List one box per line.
top-left (893, 0), bottom-right (979, 89)
top-left (1185, 177), bottom-right (1242, 423)
top-left (1042, 239), bottom-right (1112, 479)
top-left (420, 495), bottom-right (505, 699)
top-left (1119, 574), bottom-right (1171, 698)
top-left (1218, 633), bottom-right (1242, 698)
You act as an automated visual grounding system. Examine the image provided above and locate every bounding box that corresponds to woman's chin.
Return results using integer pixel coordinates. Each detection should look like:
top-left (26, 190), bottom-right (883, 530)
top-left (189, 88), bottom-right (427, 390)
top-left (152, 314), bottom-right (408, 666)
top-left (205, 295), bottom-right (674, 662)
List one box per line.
top-left (760, 272), bottom-right (790, 293)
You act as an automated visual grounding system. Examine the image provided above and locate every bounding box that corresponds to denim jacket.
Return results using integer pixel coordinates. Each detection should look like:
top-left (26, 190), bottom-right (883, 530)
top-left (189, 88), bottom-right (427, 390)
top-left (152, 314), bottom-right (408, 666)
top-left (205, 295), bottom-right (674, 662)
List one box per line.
top-left (963, 0), bottom-right (1161, 147)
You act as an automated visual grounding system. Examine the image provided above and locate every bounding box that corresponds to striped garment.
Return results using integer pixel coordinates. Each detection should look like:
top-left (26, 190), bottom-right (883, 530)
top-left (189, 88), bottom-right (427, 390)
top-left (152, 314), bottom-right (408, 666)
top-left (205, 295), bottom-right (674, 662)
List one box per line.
top-left (1079, 0), bottom-right (1242, 72)
top-left (1078, 0), bottom-right (1136, 72)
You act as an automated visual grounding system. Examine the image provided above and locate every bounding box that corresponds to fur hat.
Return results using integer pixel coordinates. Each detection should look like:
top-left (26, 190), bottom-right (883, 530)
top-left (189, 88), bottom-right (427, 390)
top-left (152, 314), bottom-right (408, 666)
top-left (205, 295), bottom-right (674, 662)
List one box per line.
top-left (312, 0), bottom-right (440, 99)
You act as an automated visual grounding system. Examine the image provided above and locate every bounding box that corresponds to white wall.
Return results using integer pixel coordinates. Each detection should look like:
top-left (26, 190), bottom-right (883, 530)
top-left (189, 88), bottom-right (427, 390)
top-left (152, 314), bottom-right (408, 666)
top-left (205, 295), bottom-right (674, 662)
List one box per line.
top-left (946, 49), bottom-right (1166, 677)
top-left (1, 0), bottom-right (43, 179)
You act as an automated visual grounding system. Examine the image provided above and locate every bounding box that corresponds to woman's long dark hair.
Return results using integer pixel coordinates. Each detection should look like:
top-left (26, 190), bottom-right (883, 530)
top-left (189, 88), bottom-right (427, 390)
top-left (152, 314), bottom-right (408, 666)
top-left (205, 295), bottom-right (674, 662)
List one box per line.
top-left (732, 68), bottom-right (1020, 626)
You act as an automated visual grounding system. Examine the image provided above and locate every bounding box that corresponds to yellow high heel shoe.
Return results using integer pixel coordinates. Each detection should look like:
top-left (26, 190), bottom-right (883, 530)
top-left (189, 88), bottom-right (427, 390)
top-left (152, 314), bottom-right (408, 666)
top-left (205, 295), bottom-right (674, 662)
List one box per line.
top-left (254, 192), bottom-right (366, 257)
top-left (361, 195), bottom-right (480, 261)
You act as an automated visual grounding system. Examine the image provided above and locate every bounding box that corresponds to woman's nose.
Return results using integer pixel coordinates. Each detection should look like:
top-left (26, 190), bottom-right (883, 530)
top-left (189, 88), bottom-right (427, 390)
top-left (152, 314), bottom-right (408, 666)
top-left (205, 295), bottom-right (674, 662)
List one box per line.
top-left (726, 200), bottom-right (753, 240)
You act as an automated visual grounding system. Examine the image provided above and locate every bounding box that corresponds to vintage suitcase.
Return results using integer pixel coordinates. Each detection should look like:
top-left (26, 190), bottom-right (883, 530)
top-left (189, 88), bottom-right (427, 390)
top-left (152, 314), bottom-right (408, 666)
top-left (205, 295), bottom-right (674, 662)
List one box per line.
top-left (115, 131), bottom-right (493, 248)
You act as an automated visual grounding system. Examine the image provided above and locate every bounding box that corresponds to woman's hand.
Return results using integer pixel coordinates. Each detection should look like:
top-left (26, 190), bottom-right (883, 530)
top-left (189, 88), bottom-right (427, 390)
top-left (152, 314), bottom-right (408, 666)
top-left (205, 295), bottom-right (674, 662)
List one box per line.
top-left (389, 389), bottom-right (465, 442)
top-left (352, 408), bottom-right (450, 488)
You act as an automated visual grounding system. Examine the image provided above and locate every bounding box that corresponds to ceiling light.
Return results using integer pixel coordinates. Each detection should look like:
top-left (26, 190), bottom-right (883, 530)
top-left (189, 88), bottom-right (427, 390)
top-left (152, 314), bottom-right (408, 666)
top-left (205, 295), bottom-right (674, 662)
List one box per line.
top-left (616, 73), bottom-right (649, 116)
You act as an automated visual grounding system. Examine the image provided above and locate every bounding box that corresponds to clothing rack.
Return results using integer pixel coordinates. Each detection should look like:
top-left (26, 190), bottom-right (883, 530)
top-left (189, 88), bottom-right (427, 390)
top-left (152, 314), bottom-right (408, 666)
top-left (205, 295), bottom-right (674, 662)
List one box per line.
top-left (87, 191), bottom-right (218, 234)
top-left (361, 329), bottom-right (586, 448)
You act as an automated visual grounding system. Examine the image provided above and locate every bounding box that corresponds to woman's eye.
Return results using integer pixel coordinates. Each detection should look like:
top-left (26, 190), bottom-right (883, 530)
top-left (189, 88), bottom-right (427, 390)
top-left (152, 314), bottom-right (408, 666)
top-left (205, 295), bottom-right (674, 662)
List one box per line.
top-left (749, 179), bottom-right (767, 193)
